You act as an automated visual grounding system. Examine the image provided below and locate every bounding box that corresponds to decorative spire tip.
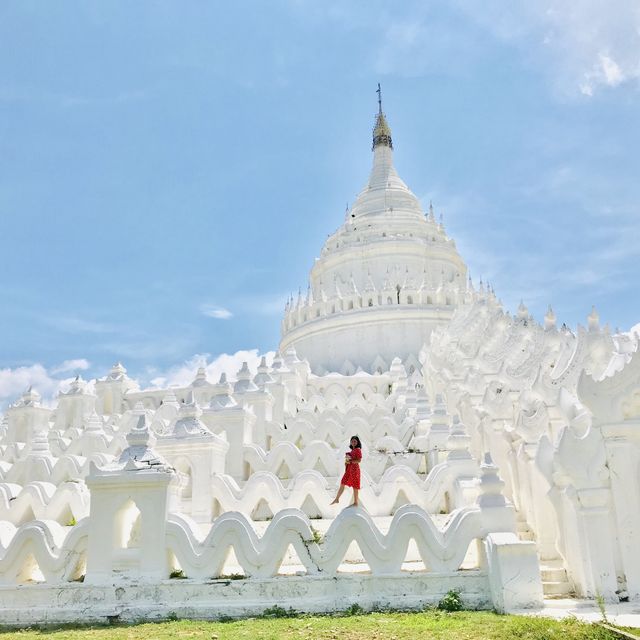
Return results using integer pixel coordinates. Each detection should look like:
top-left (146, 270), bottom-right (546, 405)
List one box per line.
top-left (372, 84), bottom-right (393, 151)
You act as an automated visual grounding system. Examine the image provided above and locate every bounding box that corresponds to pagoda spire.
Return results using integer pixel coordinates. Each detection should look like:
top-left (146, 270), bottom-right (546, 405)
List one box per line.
top-left (372, 83), bottom-right (393, 150)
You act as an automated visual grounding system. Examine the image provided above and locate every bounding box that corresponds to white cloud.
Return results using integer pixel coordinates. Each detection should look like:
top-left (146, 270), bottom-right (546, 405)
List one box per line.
top-left (0, 349), bottom-right (278, 411)
top-left (459, 1), bottom-right (640, 96)
top-left (600, 53), bottom-right (625, 86)
top-left (581, 52), bottom-right (626, 95)
top-left (146, 349), bottom-right (275, 389)
top-left (201, 304), bottom-right (233, 320)
top-left (200, 294), bottom-right (288, 320)
top-left (361, 1), bottom-right (640, 96)
top-left (0, 364), bottom-right (77, 410)
top-left (579, 83), bottom-right (594, 97)
top-left (51, 358), bottom-right (91, 375)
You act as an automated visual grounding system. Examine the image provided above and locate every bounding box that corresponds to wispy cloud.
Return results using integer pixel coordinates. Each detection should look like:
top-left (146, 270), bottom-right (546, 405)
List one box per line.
top-left (50, 358), bottom-right (91, 375)
top-left (581, 53), bottom-right (625, 96)
top-left (456, 1), bottom-right (640, 96)
top-left (99, 334), bottom-right (198, 362)
top-left (235, 293), bottom-right (289, 316)
top-left (201, 304), bottom-right (233, 320)
top-left (45, 314), bottom-right (116, 334)
top-left (328, 0), bottom-right (640, 96)
top-left (200, 294), bottom-right (287, 320)
top-left (424, 172), bottom-right (640, 327)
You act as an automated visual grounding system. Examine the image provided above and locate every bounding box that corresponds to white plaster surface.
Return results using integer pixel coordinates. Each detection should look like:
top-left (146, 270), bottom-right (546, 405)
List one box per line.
top-left (0, 574), bottom-right (491, 627)
top-left (1, 103), bottom-right (639, 626)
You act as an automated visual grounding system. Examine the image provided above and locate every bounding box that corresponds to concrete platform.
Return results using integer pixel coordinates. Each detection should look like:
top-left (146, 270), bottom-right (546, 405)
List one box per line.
top-left (518, 599), bottom-right (640, 629)
top-left (0, 572), bottom-right (490, 627)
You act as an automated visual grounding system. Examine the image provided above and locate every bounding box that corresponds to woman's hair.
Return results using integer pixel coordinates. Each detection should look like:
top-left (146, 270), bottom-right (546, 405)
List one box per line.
top-left (349, 435), bottom-right (362, 449)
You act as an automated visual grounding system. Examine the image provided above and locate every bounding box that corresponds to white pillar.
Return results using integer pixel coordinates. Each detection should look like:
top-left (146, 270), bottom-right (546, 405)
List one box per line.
top-left (573, 487), bottom-right (619, 600)
top-left (605, 431), bottom-right (640, 598)
top-left (85, 467), bottom-right (173, 583)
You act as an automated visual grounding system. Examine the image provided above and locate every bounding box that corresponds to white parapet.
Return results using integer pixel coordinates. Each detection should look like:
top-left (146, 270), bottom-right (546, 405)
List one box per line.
top-left (484, 532), bottom-right (544, 613)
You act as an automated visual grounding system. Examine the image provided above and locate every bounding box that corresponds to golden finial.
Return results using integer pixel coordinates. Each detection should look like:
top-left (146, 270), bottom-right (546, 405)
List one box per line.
top-left (372, 84), bottom-right (393, 150)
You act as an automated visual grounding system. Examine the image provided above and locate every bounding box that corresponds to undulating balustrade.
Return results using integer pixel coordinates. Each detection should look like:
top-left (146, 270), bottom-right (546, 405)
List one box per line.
top-left (209, 458), bottom-right (480, 520)
top-left (0, 481), bottom-right (89, 526)
top-left (425, 295), bottom-right (640, 600)
top-left (0, 346), bottom-right (546, 619)
top-left (0, 349), bottom-right (489, 532)
top-left (0, 454), bottom-right (519, 586)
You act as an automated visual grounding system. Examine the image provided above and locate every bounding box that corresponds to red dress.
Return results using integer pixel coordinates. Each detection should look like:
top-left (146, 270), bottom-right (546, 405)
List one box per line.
top-left (340, 447), bottom-right (362, 489)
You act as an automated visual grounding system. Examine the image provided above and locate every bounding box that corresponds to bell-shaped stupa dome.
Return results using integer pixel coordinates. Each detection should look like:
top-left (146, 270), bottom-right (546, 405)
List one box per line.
top-left (280, 87), bottom-right (469, 374)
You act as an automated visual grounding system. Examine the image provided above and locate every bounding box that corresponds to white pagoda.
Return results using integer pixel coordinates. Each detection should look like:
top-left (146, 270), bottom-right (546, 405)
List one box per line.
top-left (281, 93), bottom-right (467, 374)
top-left (0, 91), bottom-right (639, 625)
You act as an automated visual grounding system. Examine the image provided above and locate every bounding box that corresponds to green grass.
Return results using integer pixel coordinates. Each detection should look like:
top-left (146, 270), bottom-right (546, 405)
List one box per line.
top-left (0, 611), bottom-right (623, 640)
top-left (604, 624), bottom-right (640, 639)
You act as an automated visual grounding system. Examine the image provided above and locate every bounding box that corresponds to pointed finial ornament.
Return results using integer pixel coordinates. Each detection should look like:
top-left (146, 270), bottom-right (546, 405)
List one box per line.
top-left (588, 305), bottom-right (600, 332)
top-left (372, 84), bottom-right (393, 150)
top-left (544, 305), bottom-right (556, 330)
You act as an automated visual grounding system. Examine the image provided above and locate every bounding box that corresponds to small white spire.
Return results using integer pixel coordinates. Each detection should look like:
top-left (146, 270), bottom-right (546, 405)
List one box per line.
top-left (517, 300), bottom-right (529, 320)
top-left (588, 305), bottom-right (600, 332)
top-left (544, 305), bottom-right (556, 330)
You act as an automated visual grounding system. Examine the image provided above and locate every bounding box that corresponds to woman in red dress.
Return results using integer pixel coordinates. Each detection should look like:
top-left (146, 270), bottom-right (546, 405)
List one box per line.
top-left (330, 435), bottom-right (362, 507)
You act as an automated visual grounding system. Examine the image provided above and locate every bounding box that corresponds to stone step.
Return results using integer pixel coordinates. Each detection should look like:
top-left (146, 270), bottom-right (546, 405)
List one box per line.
top-left (540, 560), bottom-right (572, 598)
top-left (543, 580), bottom-right (573, 597)
top-left (518, 530), bottom-right (536, 541)
top-left (514, 515), bottom-right (536, 541)
top-left (541, 565), bottom-right (568, 583)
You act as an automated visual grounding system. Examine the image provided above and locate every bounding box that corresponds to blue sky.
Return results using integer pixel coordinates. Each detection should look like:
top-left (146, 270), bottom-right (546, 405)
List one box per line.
top-left (1, 1), bottom-right (639, 404)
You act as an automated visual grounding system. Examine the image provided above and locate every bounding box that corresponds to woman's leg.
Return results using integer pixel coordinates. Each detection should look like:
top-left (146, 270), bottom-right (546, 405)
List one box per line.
top-left (330, 484), bottom-right (346, 505)
top-left (351, 488), bottom-right (359, 506)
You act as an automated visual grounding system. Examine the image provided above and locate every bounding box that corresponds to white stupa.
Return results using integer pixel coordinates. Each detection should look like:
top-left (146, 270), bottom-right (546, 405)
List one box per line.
top-left (280, 92), bottom-right (467, 374)
top-left (0, 90), bottom-right (639, 625)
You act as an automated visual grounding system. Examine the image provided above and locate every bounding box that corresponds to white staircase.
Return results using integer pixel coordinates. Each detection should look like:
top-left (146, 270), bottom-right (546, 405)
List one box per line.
top-left (516, 515), bottom-right (573, 598)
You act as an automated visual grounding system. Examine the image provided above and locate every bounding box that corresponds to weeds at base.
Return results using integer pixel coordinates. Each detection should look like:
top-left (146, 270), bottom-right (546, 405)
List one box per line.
top-left (437, 589), bottom-right (464, 612)
top-left (261, 605), bottom-right (298, 619)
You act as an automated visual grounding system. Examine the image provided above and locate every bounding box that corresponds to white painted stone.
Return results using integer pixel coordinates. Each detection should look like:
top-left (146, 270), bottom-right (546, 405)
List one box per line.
top-left (1, 95), bottom-right (638, 624)
top-left (485, 532), bottom-right (544, 613)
